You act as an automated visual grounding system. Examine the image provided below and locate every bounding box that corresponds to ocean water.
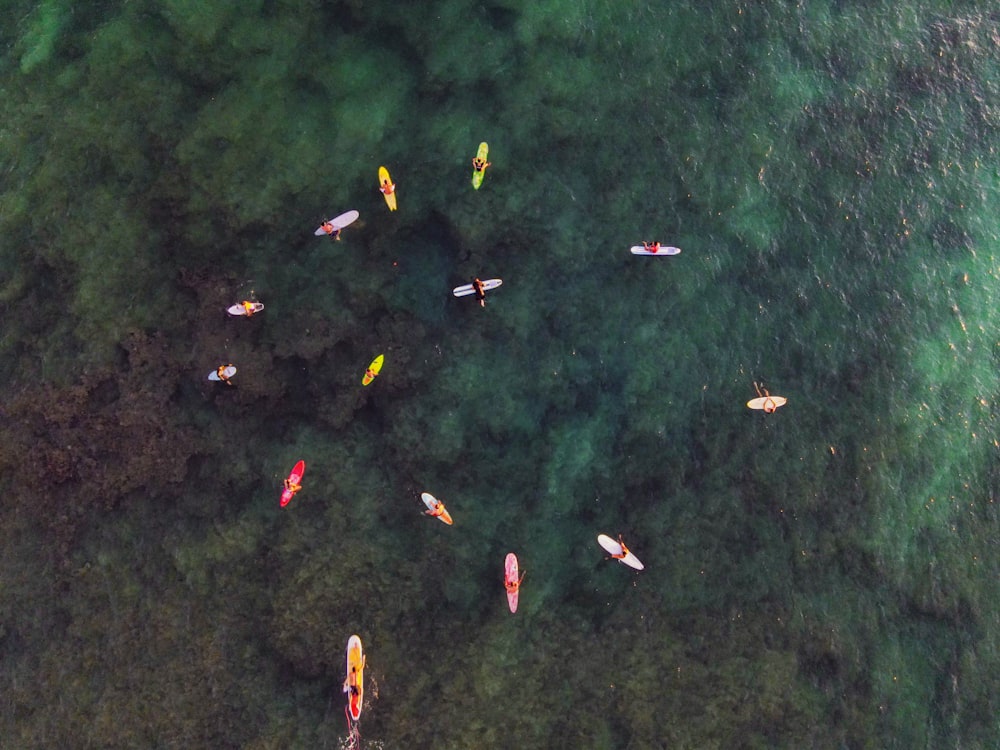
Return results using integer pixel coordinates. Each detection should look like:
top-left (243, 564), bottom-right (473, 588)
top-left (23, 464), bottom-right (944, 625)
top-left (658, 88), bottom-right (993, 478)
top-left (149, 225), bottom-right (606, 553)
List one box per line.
top-left (0, 1), bottom-right (998, 748)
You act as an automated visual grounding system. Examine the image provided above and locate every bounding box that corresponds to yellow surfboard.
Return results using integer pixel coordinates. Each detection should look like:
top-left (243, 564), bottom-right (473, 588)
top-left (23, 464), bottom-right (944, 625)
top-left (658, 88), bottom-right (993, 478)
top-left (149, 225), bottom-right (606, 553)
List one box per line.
top-left (378, 166), bottom-right (397, 211)
top-left (472, 142), bottom-right (489, 189)
top-left (362, 354), bottom-right (384, 386)
top-left (345, 635), bottom-right (365, 722)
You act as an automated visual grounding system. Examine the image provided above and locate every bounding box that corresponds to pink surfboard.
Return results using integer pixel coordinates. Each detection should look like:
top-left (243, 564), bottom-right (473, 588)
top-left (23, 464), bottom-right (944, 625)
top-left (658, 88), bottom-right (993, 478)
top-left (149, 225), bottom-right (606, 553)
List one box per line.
top-left (280, 460), bottom-right (305, 507)
top-left (504, 553), bottom-right (520, 613)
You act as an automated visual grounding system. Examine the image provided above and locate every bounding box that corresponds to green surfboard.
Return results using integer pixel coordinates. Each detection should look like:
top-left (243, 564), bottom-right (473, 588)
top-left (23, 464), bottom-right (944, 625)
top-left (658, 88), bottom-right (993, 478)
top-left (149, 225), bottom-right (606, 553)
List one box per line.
top-left (471, 142), bottom-right (489, 190)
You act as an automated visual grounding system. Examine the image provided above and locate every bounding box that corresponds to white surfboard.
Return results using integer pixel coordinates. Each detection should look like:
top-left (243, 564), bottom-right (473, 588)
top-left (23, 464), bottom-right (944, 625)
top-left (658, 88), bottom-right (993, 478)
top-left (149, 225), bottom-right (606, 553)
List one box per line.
top-left (314, 210), bottom-right (360, 236)
top-left (597, 534), bottom-right (644, 570)
top-left (746, 395), bottom-right (787, 411)
top-left (208, 366), bottom-right (237, 381)
top-left (630, 245), bottom-right (681, 256)
top-left (227, 302), bottom-right (264, 316)
top-left (453, 279), bottom-right (503, 297)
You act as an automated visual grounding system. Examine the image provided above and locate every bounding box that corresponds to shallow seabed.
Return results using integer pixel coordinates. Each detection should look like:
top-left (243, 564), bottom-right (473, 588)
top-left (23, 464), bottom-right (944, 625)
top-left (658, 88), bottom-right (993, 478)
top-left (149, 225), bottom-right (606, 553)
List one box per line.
top-left (0, 1), bottom-right (998, 748)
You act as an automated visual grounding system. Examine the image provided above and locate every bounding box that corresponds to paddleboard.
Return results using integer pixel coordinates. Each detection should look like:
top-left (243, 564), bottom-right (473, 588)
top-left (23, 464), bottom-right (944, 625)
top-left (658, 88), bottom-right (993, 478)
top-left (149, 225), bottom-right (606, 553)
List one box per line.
top-left (747, 395), bottom-right (787, 411)
top-left (362, 354), bottom-right (384, 386)
top-left (630, 245), bottom-right (682, 256)
top-left (208, 365), bottom-right (237, 381)
top-left (378, 166), bottom-right (397, 211)
top-left (314, 210), bottom-right (360, 236)
top-left (471, 142), bottom-right (490, 190)
top-left (504, 553), bottom-right (520, 613)
top-left (344, 635), bottom-right (365, 722)
top-left (452, 279), bottom-right (503, 297)
top-left (597, 534), bottom-right (645, 571)
top-left (227, 302), bottom-right (264, 316)
top-left (421, 492), bottom-right (454, 525)
top-left (280, 460), bottom-right (305, 507)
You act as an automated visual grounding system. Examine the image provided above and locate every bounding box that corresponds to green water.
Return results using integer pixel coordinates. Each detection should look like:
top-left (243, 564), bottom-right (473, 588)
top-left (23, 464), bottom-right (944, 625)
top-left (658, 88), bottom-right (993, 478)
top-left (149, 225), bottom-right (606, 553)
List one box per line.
top-left (1, 1), bottom-right (998, 748)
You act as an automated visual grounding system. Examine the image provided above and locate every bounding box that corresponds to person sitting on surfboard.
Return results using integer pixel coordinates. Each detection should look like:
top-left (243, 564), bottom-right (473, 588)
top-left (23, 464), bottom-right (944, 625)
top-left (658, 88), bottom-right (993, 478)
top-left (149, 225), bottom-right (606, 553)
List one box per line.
top-left (504, 569), bottom-right (525, 593)
top-left (241, 300), bottom-right (258, 316)
top-left (216, 364), bottom-right (235, 385)
top-left (343, 657), bottom-right (366, 693)
top-left (283, 477), bottom-right (302, 495)
top-left (643, 241), bottom-right (661, 254)
top-left (319, 221), bottom-right (342, 240)
top-left (425, 498), bottom-right (447, 518)
top-left (472, 156), bottom-right (491, 173)
top-left (754, 382), bottom-right (779, 413)
top-left (379, 178), bottom-right (395, 196)
top-left (610, 534), bottom-right (631, 560)
top-left (473, 277), bottom-right (486, 307)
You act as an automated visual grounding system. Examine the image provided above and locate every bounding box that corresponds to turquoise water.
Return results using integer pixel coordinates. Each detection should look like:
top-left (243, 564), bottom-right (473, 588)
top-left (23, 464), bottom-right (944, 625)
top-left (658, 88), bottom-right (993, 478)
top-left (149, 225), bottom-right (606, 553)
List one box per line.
top-left (1, 1), bottom-right (998, 747)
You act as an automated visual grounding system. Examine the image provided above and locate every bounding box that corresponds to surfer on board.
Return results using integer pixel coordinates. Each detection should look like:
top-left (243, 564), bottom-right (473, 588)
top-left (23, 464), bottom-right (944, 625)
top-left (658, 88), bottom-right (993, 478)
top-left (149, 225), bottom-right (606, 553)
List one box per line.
top-left (424, 498), bottom-right (447, 519)
top-left (504, 568), bottom-right (525, 593)
top-left (216, 364), bottom-right (235, 385)
top-left (345, 663), bottom-right (363, 692)
top-left (283, 477), bottom-right (302, 496)
top-left (319, 220), bottom-right (342, 240)
top-left (609, 534), bottom-right (631, 561)
top-left (344, 656), bottom-right (365, 698)
top-left (642, 241), bottom-right (662, 254)
top-left (754, 382), bottom-right (780, 413)
top-left (240, 300), bottom-right (259, 316)
top-left (472, 155), bottom-right (491, 173)
top-left (473, 277), bottom-right (487, 307)
top-left (379, 177), bottom-right (396, 197)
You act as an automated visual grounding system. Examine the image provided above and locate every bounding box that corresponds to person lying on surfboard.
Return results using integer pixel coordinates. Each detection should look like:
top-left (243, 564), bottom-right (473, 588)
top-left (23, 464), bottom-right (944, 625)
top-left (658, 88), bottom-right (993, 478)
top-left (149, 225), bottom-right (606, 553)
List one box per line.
top-left (319, 220), bottom-right (342, 240)
top-left (216, 364), bottom-right (235, 385)
top-left (472, 155), bottom-right (491, 173)
top-left (504, 569), bottom-right (525, 593)
top-left (643, 241), bottom-right (662, 254)
top-left (473, 277), bottom-right (487, 307)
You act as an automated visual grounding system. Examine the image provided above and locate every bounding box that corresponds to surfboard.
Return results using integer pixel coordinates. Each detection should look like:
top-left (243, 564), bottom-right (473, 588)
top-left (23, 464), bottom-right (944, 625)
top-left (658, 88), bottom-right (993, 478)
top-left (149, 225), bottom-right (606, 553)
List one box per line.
top-left (746, 395), bottom-right (787, 411)
top-left (378, 166), bottom-right (397, 211)
top-left (452, 279), bottom-right (502, 297)
top-left (208, 365), bottom-right (237, 381)
top-left (344, 635), bottom-right (365, 722)
top-left (504, 553), bottom-right (520, 613)
top-left (471, 142), bottom-right (489, 190)
top-left (280, 460), bottom-right (305, 507)
top-left (421, 492), bottom-right (454, 525)
top-left (227, 302), bottom-right (264, 316)
top-left (314, 210), bottom-right (360, 236)
top-left (597, 534), bottom-right (644, 570)
top-left (362, 354), bottom-right (384, 386)
top-left (630, 245), bottom-right (682, 256)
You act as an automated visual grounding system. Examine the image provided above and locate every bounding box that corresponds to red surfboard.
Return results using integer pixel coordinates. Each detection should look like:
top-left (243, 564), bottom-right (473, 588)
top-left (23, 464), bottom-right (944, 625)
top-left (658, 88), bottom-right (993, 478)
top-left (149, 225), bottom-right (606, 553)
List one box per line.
top-left (280, 460), bottom-right (305, 507)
